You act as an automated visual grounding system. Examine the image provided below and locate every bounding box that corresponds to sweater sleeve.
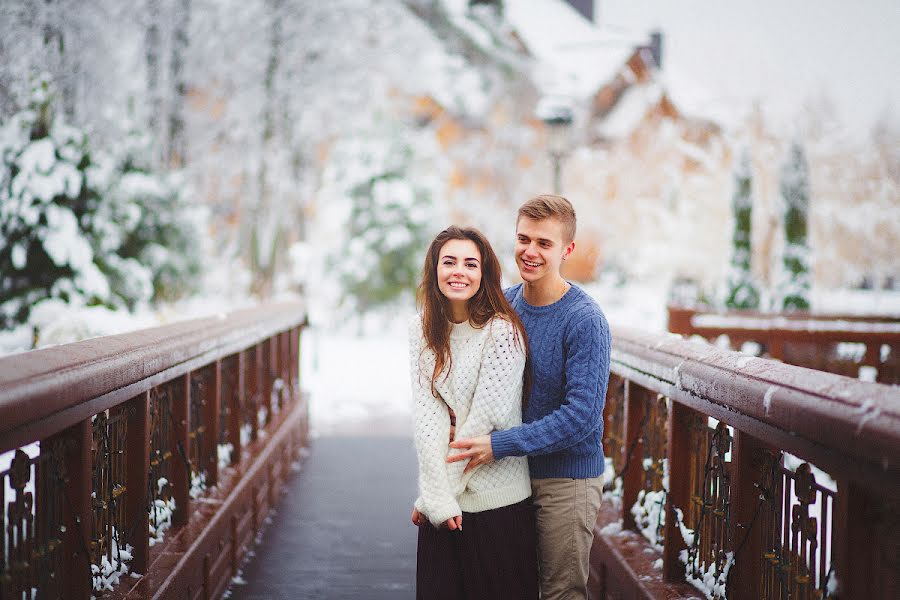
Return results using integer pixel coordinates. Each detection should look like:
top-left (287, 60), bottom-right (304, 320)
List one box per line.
top-left (446, 318), bottom-right (526, 495)
top-left (409, 318), bottom-right (461, 526)
top-left (490, 312), bottom-right (611, 459)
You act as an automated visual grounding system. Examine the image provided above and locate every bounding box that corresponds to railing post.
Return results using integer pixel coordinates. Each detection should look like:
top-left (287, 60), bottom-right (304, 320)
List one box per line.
top-left (833, 480), bottom-right (890, 599)
top-left (664, 401), bottom-right (691, 582)
top-left (172, 373), bottom-right (191, 527)
top-left (249, 347), bottom-right (259, 442)
top-left (727, 429), bottom-right (768, 599)
top-left (666, 305), bottom-right (696, 336)
top-left (622, 381), bottom-right (646, 530)
top-left (280, 331), bottom-right (289, 393)
top-left (49, 419), bottom-right (92, 600)
top-left (230, 353), bottom-right (244, 464)
top-left (230, 514), bottom-right (239, 577)
top-left (264, 337), bottom-right (274, 420)
top-left (291, 326), bottom-right (300, 394)
top-left (125, 391), bottom-right (151, 574)
top-left (602, 374), bottom-right (622, 472)
top-left (861, 343), bottom-right (880, 380)
top-left (205, 361), bottom-right (221, 487)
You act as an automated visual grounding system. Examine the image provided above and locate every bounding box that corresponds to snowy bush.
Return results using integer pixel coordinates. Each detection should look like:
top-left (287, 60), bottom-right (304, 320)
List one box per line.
top-left (722, 148), bottom-right (760, 310)
top-left (0, 76), bottom-right (205, 330)
top-left (774, 141), bottom-right (812, 311)
top-left (327, 130), bottom-right (435, 315)
top-left (0, 76), bottom-right (111, 327)
top-left (108, 127), bottom-right (204, 303)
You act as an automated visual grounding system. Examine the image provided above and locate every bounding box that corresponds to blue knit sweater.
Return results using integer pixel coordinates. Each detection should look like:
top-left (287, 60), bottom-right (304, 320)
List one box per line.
top-left (490, 283), bottom-right (611, 479)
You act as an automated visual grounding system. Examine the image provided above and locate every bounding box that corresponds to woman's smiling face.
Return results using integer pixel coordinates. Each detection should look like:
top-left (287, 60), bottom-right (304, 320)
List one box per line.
top-left (437, 238), bottom-right (482, 306)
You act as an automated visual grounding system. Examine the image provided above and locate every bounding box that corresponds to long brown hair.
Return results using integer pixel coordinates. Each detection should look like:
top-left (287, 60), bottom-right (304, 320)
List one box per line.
top-left (416, 226), bottom-right (530, 400)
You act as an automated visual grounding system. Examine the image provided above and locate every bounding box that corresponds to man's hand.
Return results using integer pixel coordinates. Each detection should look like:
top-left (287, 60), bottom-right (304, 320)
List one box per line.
top-left (447, 435), bottom-right (494, 473)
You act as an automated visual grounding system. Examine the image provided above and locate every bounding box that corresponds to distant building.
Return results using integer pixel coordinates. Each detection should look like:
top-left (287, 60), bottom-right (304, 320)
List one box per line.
top-left (563, 0), bottom-right (594, 22)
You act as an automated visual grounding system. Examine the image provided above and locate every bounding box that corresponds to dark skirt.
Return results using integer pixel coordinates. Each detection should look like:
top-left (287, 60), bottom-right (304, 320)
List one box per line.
top-left (416, 498), bottom-right (539, 600)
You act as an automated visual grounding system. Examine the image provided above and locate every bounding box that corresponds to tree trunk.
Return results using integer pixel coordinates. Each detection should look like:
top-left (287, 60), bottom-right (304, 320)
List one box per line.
top-left (167, 0), bottom-right (191, 168)
top-left (145, 0), bottom-right (162, 162)
top-left (250, 0), bottom-right (284, 296)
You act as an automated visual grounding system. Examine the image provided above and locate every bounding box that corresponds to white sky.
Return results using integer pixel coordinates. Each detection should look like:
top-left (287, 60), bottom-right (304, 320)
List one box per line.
top-left (598, 0), bottom-right (900, 132)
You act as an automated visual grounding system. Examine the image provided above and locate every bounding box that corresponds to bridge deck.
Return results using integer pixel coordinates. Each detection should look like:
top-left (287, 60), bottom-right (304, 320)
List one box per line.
top-left (231, 435), bottom-right (419, 599)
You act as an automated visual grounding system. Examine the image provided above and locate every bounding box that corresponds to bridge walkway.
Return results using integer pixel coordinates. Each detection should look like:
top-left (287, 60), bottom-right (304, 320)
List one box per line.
top-left (231, 434), bottom-right (419, 599)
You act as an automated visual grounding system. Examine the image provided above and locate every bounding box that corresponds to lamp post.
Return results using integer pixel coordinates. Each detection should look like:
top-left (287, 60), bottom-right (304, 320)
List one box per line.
top-left (539, 104), bottom-right (574, 194)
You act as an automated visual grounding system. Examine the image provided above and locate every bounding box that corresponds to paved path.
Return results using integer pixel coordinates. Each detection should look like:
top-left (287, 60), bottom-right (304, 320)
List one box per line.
top-left (231, 435), bottom-right (419, 599)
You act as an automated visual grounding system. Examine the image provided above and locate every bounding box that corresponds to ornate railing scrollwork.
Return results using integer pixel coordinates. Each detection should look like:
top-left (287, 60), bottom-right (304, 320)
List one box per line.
top-left (589, 325), bottom-right (900, 600)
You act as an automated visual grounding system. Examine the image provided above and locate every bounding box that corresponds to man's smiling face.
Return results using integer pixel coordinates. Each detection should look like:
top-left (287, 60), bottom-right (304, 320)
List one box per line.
top-left (515, 216), bottom-right (573, 284)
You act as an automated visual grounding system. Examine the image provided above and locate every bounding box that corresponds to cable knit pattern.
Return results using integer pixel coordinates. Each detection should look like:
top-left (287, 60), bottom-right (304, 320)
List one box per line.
top-left (491, 283), bottom-right (612, 479)
top-left (409, 315), bottom-right (532, 527)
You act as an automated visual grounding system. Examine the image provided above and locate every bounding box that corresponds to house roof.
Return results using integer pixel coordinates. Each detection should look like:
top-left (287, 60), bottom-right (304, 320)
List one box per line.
top-left (597, 79), bottom-right (665, 139)
top-left (503, 0), bottom-right (644, 99)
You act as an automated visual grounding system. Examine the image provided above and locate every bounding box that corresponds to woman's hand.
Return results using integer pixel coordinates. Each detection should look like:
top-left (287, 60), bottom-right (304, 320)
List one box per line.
top-left (411, 508), bottom-right (462, 531)
top-left (444, 515), bottom-right (462, 531)
top-left (411, 507), bottom-right (425, 527)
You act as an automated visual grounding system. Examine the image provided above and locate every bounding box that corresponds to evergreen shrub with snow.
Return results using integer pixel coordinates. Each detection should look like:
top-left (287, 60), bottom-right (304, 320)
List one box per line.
top-left (775, 141), bottom-right (812, 311)
top-left (722, 149), bottom-right (760, 310)
top-left (0, 76), bottom-right (111, 327)
top-left (108, 127), bottom-right (204, 304)
top-left (340, 174), bottom-right (432, 313)
top-left (329, 133), bottom-right (434, 315)
top-left (0, 76), bottom-right (204, 329)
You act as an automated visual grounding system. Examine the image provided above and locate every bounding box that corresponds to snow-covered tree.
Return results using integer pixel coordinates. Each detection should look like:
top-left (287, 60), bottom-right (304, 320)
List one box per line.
top-left (0, 76), bottom-right (205, 329)
top-left (328, 130), bottom-right (435, 315)
top-left (0, 76), bottom-right (114, 328)
top-left (722, 148), bottom-right (760, 309)
top-left (107, 125), bottom-right (205, 304)
top-left (775, 141), bottom-right (812, 311)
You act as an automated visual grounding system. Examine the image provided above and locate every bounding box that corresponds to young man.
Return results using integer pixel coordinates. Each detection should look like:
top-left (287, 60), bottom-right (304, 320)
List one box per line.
top-left (448, 194), bottom-right (611, 600)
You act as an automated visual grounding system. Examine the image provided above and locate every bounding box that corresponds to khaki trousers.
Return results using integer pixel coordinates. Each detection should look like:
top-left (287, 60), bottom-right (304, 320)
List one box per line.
top-left (531, 476), bottom-right (604, 600)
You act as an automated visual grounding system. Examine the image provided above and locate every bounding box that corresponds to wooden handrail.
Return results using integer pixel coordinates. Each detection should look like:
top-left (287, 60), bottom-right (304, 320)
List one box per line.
top-left (0, 301), bottom-right (309, 600)
top-left (0, 302), bottom-right (305, 454)
top-left (590, 326), bottom-right (900, 600)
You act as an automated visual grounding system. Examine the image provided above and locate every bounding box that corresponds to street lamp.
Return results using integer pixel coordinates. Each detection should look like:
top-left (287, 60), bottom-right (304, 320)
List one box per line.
top-left (538, 102), bottom-right (574, 194)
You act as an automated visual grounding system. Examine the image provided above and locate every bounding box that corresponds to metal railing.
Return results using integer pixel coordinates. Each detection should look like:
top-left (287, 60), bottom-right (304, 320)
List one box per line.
top-left (0, 302), bottom-right (308, 599)
top-left (590, 325), bottom-right (900, 600)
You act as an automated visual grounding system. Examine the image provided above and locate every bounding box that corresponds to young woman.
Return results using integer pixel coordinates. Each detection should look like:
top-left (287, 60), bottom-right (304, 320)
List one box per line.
top-left (409, 226), bottom-right (538, 600)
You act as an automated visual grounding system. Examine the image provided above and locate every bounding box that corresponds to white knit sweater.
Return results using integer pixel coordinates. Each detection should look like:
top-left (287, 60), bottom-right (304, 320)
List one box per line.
top-left (409, 315), bottom-right (532, 527)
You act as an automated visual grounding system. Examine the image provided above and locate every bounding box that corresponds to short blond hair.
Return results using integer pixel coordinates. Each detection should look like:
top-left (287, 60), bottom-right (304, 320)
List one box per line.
top-left (517, 194), bottom-right (576, 243)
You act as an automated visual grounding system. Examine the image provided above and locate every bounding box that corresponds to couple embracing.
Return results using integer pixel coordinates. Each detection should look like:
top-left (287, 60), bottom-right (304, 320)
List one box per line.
top-left (409, 194), bottom-right (611, 599)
